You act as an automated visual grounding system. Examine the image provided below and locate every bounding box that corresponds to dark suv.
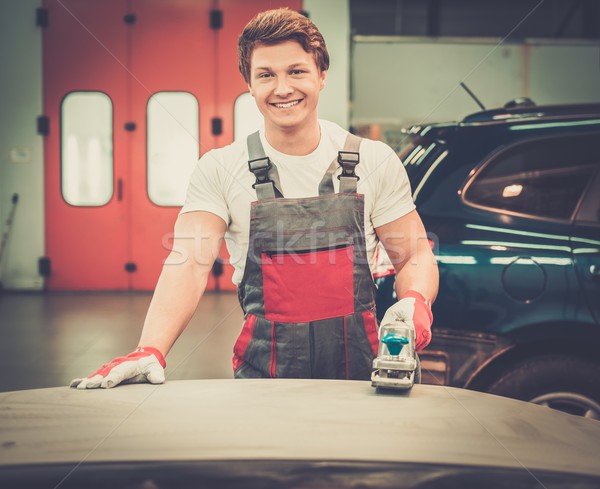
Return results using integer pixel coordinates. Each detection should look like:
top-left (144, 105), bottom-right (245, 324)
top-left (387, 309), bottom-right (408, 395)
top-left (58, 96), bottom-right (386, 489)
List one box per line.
top-left (376, 101), bottom-right (600, 418)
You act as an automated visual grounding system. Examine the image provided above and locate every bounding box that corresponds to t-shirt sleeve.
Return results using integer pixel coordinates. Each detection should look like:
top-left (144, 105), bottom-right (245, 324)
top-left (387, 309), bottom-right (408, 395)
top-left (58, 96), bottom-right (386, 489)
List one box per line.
top-left (369, 143), bottom-right (416, 228)
top-left (179, 150), bottom-right (230, 225)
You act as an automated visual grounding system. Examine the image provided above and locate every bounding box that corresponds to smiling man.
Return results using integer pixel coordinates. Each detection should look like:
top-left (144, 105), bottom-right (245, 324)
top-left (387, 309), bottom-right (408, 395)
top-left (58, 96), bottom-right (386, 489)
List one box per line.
top-left (71, 8), bottom-right (438, 388)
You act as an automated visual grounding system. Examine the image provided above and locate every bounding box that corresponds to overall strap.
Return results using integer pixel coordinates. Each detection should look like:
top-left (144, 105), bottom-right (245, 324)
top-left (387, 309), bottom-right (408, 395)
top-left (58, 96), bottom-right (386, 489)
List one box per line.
top-left (318, 133), bottom-right (362, 195)
top-left (247, 131), bottom-right (284, 200)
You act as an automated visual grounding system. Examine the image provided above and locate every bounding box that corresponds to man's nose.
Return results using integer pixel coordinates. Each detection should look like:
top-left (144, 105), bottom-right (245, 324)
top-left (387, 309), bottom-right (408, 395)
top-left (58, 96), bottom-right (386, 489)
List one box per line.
top-left (274, 77), bottom-right (293, 97)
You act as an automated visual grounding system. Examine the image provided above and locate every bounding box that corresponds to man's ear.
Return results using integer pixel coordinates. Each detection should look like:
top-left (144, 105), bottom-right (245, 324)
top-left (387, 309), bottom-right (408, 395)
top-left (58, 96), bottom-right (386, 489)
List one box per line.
top-left (320, 70), bottom-right (327, 90)
top-left (247, 83), bottom-right (254, 97)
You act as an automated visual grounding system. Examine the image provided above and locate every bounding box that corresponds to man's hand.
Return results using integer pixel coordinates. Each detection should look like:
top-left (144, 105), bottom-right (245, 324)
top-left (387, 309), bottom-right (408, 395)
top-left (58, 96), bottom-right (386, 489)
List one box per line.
top-left (70, 347), bottom-right (166, 389)
top-left (379, 290), bottom-right (433, 351)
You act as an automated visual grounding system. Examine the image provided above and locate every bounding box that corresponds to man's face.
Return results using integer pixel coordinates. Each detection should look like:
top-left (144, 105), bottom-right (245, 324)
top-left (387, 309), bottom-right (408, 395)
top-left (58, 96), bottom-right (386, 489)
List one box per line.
top-left (248, 40), bottom-right (326, 134)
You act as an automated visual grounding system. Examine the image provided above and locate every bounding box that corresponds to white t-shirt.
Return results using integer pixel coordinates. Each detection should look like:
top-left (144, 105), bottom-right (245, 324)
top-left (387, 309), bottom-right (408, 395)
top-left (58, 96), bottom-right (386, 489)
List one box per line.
top-left (180, 120), bottom-right (415, 285)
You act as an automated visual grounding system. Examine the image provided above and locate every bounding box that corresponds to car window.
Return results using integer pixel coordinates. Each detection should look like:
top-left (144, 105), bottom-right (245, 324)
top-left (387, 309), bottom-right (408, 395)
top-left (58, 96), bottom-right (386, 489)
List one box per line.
top-left (464, 133), bottom-right (600, 220)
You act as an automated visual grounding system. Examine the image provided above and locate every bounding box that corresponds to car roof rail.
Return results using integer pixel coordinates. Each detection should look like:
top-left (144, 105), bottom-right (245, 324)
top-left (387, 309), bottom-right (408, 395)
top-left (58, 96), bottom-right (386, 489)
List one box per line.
top-left (504, 97), bottom-right (536, 109)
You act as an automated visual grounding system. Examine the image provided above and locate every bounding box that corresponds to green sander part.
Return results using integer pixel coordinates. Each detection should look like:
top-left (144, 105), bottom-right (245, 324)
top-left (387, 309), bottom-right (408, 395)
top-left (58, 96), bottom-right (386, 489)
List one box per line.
top-left (382, 334), bottom-right (409, 356)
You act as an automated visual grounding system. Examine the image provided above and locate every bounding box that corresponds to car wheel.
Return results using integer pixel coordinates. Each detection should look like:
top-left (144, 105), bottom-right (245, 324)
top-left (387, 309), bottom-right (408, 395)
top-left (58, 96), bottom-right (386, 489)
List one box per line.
top-left (486, 355), bottom-right (600, 419)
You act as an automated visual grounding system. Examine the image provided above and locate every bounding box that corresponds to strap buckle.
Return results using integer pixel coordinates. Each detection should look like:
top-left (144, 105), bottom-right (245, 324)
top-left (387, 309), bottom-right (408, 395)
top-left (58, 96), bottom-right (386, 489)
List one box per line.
top-left (337, 151), bottom-right (360, 180)
top-left (248, 157), bottom-right (273, 188)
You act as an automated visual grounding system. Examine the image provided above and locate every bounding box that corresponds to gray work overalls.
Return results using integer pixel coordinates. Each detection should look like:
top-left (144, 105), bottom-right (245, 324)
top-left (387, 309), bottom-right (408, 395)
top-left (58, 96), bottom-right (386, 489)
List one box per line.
top-left (233, 131), bottom-right (379, 380)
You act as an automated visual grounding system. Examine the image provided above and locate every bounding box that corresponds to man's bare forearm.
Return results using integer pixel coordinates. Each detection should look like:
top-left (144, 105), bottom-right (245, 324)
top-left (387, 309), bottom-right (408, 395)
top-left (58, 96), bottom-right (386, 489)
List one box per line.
top-left (394, 241), bottom-right (439, 302)
top-left (137, 211), bottom-right (227, 356)
top-left (137, 258), bottom-right (210, 356)
top-left (376, 210), bottom-right (439, 303)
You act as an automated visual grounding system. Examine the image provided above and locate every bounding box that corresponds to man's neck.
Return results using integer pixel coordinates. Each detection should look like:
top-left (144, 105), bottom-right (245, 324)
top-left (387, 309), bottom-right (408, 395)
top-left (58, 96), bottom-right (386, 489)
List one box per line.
top-left (264, 120), bottom-right (321, 156)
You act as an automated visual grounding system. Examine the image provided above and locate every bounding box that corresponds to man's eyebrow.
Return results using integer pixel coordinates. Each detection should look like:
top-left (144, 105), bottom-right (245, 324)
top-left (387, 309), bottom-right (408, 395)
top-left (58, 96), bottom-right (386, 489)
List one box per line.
top-left (252, 62), bottom-right (310, 72)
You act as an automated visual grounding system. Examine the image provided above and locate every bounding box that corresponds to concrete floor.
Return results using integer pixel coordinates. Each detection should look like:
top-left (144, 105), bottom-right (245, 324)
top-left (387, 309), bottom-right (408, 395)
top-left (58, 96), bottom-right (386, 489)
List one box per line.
top-left (0, 291), bottom-right (243, 392)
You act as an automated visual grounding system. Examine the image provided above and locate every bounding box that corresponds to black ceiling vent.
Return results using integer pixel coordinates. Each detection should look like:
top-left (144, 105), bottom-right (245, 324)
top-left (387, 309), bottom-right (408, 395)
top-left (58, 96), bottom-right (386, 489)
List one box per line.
top-left (210, 10), bottom-right (223, 29)
top-left (36, 8), bottom-right (48, 28)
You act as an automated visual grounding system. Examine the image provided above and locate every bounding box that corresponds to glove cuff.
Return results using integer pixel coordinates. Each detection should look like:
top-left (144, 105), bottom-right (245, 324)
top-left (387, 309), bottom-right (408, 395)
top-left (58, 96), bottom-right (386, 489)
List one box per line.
top-left (133, 346), bottom-right (167, 368)
top-left (401, 289), bottom-right (433, 325)
top-left (401, 290), bottom-right (432, 308)
top-left (400, 290), bottom-right (433, 351)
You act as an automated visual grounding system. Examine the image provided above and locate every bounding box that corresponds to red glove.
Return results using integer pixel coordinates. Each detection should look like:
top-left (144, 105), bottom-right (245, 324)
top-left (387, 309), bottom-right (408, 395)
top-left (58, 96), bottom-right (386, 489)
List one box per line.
top-left (70, 346), bottom-right (166, 389)
top-left (379, 290), bottom-right (433, 351)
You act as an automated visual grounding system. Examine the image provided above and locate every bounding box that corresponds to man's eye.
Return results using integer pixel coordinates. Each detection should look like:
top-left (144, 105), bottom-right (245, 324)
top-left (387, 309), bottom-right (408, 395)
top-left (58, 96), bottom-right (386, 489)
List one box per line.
top-left (257, 73), bottom-right (273, 79)
top-left (290, 69), bottom-right (305, 75)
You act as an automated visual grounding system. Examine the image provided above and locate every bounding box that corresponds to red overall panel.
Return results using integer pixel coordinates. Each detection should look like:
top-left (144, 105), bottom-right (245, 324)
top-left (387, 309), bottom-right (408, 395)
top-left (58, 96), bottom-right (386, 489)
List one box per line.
top-left (43, 0), bottom-right (130, 290)
top-left (128, 0), bottom-right (215, 290)
top-left (261, 246), bottom-right (355, 323)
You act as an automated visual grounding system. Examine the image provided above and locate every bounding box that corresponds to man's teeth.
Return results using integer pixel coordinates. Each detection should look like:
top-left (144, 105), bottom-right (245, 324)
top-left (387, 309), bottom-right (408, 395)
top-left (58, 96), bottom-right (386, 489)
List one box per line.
top-left (273, 100), bottom-right (301, 108)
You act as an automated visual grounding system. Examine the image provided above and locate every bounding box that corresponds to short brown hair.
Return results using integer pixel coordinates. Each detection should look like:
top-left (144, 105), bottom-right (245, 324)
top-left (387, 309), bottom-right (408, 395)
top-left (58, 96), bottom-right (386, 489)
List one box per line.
top-left (238, 8), bottom-right (330, 84)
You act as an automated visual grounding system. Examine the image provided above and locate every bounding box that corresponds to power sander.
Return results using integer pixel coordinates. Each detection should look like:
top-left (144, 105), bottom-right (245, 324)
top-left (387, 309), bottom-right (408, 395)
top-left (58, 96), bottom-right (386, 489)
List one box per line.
top-left (371, 322), bottom-right (417, 390)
